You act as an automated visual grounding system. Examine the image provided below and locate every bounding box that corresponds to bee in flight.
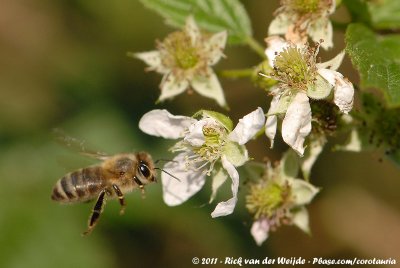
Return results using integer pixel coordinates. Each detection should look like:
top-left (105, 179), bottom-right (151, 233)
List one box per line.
top-left (51, 130), bottom-right (178, 235)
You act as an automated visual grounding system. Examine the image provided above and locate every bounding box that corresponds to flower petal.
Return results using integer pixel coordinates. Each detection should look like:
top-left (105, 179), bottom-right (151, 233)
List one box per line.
top-left (133, 51), bottom-right (167, 73)
top-left (250, 217), bottom-right (270, 246)
top-left (308, 18), bottom-right (333, 50)
top-left (316, 50), bottom-right (345, 71)
top-left (161, 153), bottom-right (206, 206)
top-left (185, 16), bottom-right (201, 45)
top-left (265, 36), bottom-right (289, 67)
top-left (229, 107), bottom-right (265, 145)
top-left (211, 156), bottom-right (239, 217)
top-left (290, 178), bottom-right (319, 206)
top-left (292, 207), bottom-right (310, 234)
top-left (268, 13), bottom-right (292, 36)
top-left (318, 69), bottom-right (354, 113)
top-left (139, 109), bottom-right (196, 139)
top-left (184, 118), bottom-right (216, 147)
top-left (334, 77), bottom-right (354, 114)
top-left (265, 93), bottom-right (280, 148)
top-left (209, 167), bottom-right (228, 203)
top-left (159, 73), bottom-right (189, 102)
top-left (282, 92), bottom-right (312, 156)
top-left (205, 31), bottom-right (227, 66)
top-left (191, 70), bottom-right (227, 108)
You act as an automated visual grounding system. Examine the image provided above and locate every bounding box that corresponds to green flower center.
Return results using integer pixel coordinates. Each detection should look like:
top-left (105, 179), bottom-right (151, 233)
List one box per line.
top-left (273, 46), bottom-right (317, 91)
top-left (192, 125), bottom-right (226, 173)
top-left (161, 31), bottom-right (199, 70)
top-left (246, 181), bottom-right (289, 219)
top-left (289, 0), bottom-right (321, 14)
top-left (171, 123), bottom-right (227, 175)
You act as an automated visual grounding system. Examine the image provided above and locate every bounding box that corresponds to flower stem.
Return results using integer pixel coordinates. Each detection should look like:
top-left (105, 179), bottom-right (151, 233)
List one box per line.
top-left (246, 37), bottom-right (266, 59)
top-left (218, 68), bottom-right (254, 79)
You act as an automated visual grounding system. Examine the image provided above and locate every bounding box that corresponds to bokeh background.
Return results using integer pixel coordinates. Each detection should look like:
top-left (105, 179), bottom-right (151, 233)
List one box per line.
top-left (1, 1), bottom-right (400, 267)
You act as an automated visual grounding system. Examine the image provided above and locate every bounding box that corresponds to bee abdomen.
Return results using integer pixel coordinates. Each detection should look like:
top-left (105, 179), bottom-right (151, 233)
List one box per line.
top-left (51, 167), bottom-right (104, 203)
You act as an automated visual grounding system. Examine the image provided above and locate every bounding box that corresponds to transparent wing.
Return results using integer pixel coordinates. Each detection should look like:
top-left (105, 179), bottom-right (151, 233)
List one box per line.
top-left (53, 128), bottom-right (110, 161)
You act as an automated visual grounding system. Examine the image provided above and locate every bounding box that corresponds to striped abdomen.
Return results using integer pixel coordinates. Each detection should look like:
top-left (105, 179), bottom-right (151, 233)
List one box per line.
top-left (51, 166), bottom-right (105, 203)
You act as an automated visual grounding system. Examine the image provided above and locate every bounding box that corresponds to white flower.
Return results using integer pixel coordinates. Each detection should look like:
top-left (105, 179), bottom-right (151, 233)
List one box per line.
top-left (264, 36), bottom-right (354, 156)
top-left (133, 16), bottom-right (228, 107)
top-left (269, 0), bottom-right (336, 50)
top-left (139, 108), bottom-right (265, 217)
top-left (246, 151), bottom-right (319, 245)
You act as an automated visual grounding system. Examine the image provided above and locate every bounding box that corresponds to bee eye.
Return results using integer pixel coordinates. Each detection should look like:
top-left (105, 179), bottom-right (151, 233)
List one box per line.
top-left (139, 162), bottom-right (151, 178)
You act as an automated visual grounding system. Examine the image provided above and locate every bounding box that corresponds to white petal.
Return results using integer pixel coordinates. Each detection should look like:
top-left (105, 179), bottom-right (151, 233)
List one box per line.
top-left (185, 16), bottom-right (201, 45)
top-left (191, 70), bottom-right (227, 108)
top-left (250, 218), bottom-right (270, 246)
top-left (229, 107), bottom-right (265, 145)
top-left (334, 77), bottom-right (354, 114)
top-left (282, 93), bottom-right (312, 156)
top-left (268, 13), bottom-right (292, 36)
top-left (328, 0), bottom-right (336, 15)
top-left (318, 69), bottom-right (354, 113)
top-left (161, 153), bottom-right (206, 206)
top-left (205, 31), bottom-right (227, 66)
top-left (290, 178), bottom-right (319, 206)
top-left (209, 167), bottom-right (228, 203)
top-left (139, 109), bottom-right (196, 139)
top-left (159, 73), bottom-right (189, 102)
top-left (301, 138), bottom-right (326, 180)
top-left (337, 129), bottom-right (363, 152)
top-left (316, 51), bottom-right (345, 71)
top-left (292, 207), bottom-right (310, 234)
top-left (211, 156), bottom-right (239, 217)
top-left (265, 93), bottom-right (280, 148)
top-left (133, 51), bottom-right (167, 73)
top-left (308, 18), bottom-right (333, 50)
top-left (265, 36), bottom-right (289, 67)
top-left (184, 118), bottom-right (216, 147)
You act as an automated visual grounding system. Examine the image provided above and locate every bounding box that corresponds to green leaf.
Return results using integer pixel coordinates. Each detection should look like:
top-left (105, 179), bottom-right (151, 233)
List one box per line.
top-left (345, 23), bottom-right (400, 108)
top-left (367, 0), bottom-right (400, 29)
top-left (343, 0), bottom-right (400, 30)
top-left (342, 0), bottom-right (371, 26)
top-left (139, 0), bottom-right (252, 44)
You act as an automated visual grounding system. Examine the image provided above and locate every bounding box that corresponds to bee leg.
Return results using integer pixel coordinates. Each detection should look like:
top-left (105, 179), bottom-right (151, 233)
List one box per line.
top-left (82, 190), bottom-right (107, 236)
top-left (139, 185), bottom-right (146, 199)
top-left (112, 184), bottom-right (126, 215)
top-left (133, 176), bottom-right (146, 199)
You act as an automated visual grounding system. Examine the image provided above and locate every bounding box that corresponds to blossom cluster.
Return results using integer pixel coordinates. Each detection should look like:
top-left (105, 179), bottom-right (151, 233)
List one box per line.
top-left (133, 0), bottom-right (356, 245)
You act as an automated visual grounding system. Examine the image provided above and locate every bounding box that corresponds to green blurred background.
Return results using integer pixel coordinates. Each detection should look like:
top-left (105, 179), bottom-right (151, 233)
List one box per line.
top-left (1, 1), bottom-right (400, 267)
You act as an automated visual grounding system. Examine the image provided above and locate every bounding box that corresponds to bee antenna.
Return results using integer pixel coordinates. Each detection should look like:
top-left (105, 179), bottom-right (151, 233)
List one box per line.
top-left (154, 167), bottom-right (181, 182)
top-left (155, 159), bottom-right (178, 164)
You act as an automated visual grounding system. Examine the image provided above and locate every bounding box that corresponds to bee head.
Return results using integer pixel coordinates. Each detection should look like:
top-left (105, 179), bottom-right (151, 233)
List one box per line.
top-left (136, 152), bottom-right (157, 183)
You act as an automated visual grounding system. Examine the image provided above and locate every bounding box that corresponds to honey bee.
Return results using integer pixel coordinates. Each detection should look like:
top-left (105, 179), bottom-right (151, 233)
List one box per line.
top-left (51, 130), bottom-right (178, 235)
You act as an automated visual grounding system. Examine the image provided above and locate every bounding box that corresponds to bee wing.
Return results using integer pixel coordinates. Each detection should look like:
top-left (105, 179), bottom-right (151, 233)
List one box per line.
top-left (53, 128), bottom-right (110, 161)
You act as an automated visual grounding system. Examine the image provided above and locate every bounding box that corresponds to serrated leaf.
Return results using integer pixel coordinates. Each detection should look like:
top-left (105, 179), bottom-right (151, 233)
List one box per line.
top-left (139, 0), bottom-right (252, 44)
top-left (345, 23), bottom-right (400, 108)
